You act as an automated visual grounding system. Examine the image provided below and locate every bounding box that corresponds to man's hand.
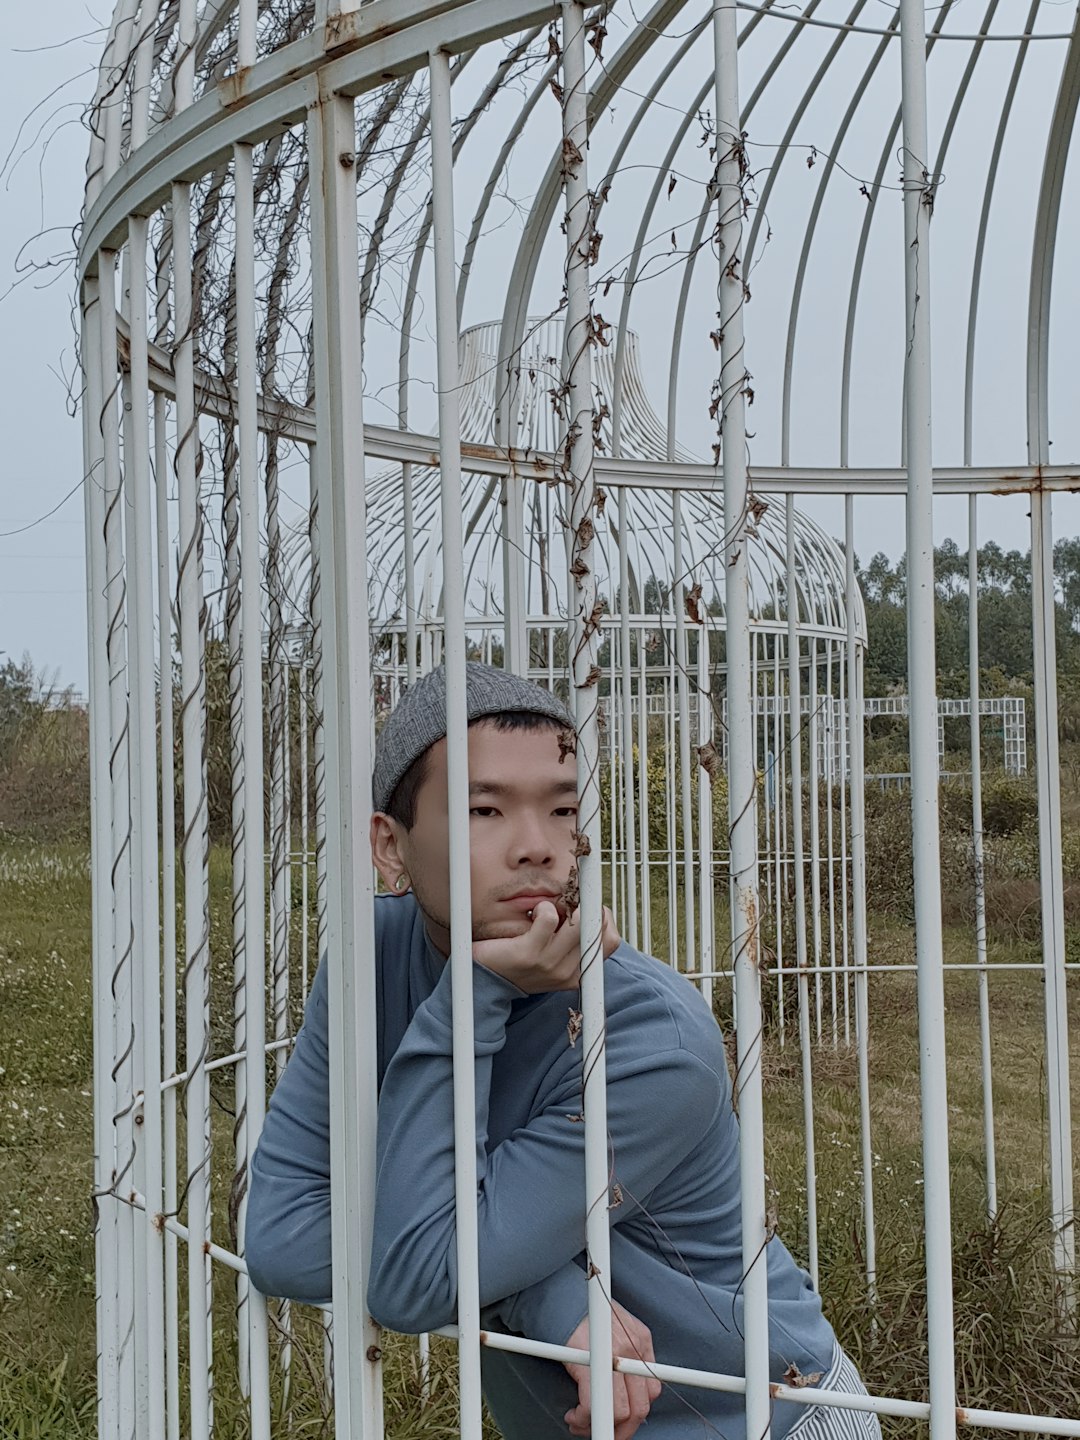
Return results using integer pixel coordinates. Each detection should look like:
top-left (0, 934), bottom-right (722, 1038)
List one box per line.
top-left (473, 903), bottom-right (622, 994)
top-left (563, 1300), bottom-right (662, 1439)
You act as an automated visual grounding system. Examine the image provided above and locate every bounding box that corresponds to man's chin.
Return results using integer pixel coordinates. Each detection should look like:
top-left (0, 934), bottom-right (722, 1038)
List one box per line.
top-left (472, 917), bottom-right (532, 942)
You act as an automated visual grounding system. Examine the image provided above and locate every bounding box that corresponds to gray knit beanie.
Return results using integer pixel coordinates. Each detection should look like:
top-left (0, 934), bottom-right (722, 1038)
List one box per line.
top-left (372, 662), bottom-right (575, 813)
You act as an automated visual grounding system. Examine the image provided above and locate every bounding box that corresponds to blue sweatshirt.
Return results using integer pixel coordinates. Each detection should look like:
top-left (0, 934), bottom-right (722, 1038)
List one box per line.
top-left (246, 893), bottom-right (837, 1438)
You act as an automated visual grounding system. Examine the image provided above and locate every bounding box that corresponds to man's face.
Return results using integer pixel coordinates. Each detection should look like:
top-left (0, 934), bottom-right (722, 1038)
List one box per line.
top-left (375, 721), bottom-right (580, 955)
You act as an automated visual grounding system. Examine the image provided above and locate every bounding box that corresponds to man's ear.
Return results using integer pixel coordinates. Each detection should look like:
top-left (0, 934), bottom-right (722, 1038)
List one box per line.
top-left (371, 812), bottom-right (408, 891)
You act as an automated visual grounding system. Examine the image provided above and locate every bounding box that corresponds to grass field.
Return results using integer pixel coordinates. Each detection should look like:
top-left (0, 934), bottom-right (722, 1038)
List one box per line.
top-left (2, 833), bottom-right (1080, 1437)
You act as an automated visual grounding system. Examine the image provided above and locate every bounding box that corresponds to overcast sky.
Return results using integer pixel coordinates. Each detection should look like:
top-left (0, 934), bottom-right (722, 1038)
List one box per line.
top-left (1, 5), bottom-right (1076, 698)
top-left (0, 3), bottom-right (99, 696)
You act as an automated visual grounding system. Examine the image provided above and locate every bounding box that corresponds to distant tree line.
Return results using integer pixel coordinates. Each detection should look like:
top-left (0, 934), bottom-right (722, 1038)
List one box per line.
top-left (857, 538), bottom-right (1080, 697)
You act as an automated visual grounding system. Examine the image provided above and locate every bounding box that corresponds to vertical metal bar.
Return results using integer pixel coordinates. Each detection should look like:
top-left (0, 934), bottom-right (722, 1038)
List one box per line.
top-left (846, 495), bottom-right (876, 1306)
top-left (238, 0), bottom-right (257, 69)
top-left (781, 664), bottom-right (790, 1003)
top-left (234, 122), bottom-right (273, 1434)
top-left (714, 1), bottom-right (769, 1429)
top-left (966, 496), bottom-right (996, 1221)
top-left (503, 463), bottom-right (529, 674)
top-left (121, 16), bottom-right (155, 1400)
top-left (824, 645), bottom-right (838, 1047)
top-left (428, 47), bottom-right (484, 1436)
top-left (224, 275), bottom-right (248, 1403)
top-left (285, 657), bottom-right (293, 1006)
top-left (124, 416), bottom-right (152, 1433)
top-left (301, 671), bottom-right (311, 998)
top-left (83, 0), bottom-right (129, 209)
top-left (418, 1331), bottom-right (432, 1406)
top-left (779, 641), bottom-right (788, 883)
top-left (403, 461), bottom-right (418, 684)
top-left (673, 493), bottom-right (695, 968)
top-left (773, 624), bottom-right (784, 1047)
top-left (1021, 7), bottom-right (1079, 1296)
top-left (268, 530), bottom-right (288, 1093)
top-left (98, 1), bottom-right (135, 181)
top-left (83, 269), bottom-right (121, 1440)
top-left (153, 282), bottom-right (180, 1440)
top-left (787, 497), bottom-right (817, 1290)
top-left (667, 616), bottom-right (678, 968)
top-left (899, 1), bottom-right (957, 1429)
top-left (638, 640), bottom-right (652, 954)
top-left (838, 638), bottom-right (851, 1049)
top-left (278, 658), bottom-right (294, 1407)
top-left (752, 632), bottom-right (762, 903)
top-left (1031, 491), bottom-right (1075, 1317)
top-left (618, 493), bottom-right (638, 948)
top-left (167, 9), bottom-right (214, 1432)
top-left (99, 247), bottom-right (137, 1440)
top-left (309, 451), bottom-right (329, 1007)
top-left (697, 627), bottom-right (714, 1010)
top-left (607, 644), bottom-right (620, 922)
top-left (808, 641), bottom-right (823, 1041)
top-left (558, 7), bottom-right (615, 1431)
top-left (307, 84), bottom-right (385, 1440)
top-left (173, 177), bottom-right (214, 1440)
top-left (123, 211), bottom-right (167, 1440)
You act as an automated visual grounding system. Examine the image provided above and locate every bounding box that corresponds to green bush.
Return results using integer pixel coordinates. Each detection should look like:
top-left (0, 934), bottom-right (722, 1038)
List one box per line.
top-left (598, 739), bottom-right (730, 862)
top-left (0, 658), bottom-right (88, 842)
top-left (860, 776), bottom-right (1043, 926)
top-left (978, 773), bottom-right (1038, 836)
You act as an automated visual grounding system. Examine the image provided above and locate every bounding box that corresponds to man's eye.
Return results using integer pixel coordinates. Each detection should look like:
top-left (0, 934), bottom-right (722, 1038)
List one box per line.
top-left (554, 806), bottom-right (579, 818)
top-left (469, 806), bottom-right (498, 818)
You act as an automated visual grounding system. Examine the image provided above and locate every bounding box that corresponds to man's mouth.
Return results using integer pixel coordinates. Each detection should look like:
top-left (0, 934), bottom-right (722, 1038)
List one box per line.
top-left (501, 891), bottom-right (560, 915)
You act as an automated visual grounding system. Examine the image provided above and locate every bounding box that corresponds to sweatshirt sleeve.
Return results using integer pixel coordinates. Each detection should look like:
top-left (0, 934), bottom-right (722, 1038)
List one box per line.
top-left (490, 1259), bottom-right (590, 1347)
top-left (244, 961), bottom-right (333, 1305)
top-left (366, 960), bottom-right (722, 1336)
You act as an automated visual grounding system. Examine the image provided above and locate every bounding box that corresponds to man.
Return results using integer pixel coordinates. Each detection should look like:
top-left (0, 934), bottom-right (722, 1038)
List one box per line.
top-left (246, 663), bottom-right (880, 1439)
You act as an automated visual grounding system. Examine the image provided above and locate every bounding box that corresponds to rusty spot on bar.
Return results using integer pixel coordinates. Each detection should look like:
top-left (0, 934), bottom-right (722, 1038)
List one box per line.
top-left (218, 68), bottom-right (249, 108)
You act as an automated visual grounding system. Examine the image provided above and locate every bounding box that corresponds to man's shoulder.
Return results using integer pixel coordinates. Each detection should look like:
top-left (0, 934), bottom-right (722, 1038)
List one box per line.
top-left (603, 942), bottom-right (726, 1070)
top-left (604, 939), bottom-right (709, 1010)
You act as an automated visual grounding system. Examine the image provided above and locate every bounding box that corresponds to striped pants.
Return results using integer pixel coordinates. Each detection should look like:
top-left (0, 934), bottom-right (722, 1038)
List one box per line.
top-left (785, 1345), bottom-right (883, 1439)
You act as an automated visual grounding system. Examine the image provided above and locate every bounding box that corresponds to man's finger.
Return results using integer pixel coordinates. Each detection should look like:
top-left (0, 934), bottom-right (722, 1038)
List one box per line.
top-left (529, 899), bottom-right (561, 937)
top-left (611, 1372), bottom-right (632, 1425)
top-left (628, 1371), bottom-right (654, 1419)
top-left (613, 1375), bottom-right (654, 1440)
top-left (564, 1363), bottom-right (590, 1435)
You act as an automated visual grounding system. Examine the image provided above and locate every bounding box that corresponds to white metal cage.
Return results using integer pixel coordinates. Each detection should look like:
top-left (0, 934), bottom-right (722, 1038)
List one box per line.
top-left (80, 1), bottom-right (1080, 1437)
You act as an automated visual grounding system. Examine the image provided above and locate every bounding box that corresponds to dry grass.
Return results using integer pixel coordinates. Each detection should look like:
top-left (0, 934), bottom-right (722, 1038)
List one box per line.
top-left (758, 915), bottom-right (1080, 1436)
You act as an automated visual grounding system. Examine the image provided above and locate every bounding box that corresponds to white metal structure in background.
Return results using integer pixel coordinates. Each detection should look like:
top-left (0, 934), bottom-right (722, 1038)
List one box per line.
top-left (80, 2), bottom-right (1080, 1439)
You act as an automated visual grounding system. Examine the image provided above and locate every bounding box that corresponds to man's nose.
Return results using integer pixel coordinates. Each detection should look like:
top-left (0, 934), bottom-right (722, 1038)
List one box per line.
top-left (510, 813), bottom-right (555, 866)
